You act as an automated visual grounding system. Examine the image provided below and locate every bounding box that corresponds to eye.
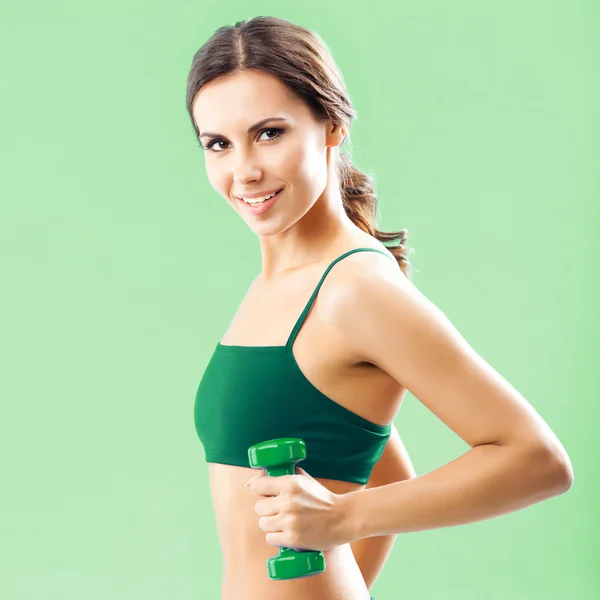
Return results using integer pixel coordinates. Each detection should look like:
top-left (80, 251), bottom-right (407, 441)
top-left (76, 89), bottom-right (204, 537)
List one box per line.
top-left (203, 127), bottom-right (285, 153)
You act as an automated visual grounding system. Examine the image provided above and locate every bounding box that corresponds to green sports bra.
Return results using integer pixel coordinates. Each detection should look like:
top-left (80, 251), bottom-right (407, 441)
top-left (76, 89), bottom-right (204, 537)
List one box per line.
top-left (193, 247), bottom-right (395, 485)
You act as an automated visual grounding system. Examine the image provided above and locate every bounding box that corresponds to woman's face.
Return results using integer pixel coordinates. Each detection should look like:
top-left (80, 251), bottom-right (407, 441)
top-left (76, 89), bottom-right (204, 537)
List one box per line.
top-left (192, 70), bottom-right (343, 237)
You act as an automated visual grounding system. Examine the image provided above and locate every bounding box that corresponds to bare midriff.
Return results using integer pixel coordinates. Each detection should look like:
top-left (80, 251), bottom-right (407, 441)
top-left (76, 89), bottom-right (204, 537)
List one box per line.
top-left (210, 462), bottom-right (372, 600)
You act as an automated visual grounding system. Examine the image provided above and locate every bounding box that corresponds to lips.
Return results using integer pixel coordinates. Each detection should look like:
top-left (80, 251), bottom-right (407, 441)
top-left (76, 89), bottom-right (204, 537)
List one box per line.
top-left (237, 187), bottom-right (284, 215)
top-left (235, 187), bottom-right (282, 201)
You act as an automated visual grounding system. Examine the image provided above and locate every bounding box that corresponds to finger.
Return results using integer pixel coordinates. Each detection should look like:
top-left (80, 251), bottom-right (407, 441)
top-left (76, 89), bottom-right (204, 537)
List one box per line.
top-left (265, 531), bottom-right (288, 548)
top-left (245, 473), bottom-right (262, 488)
top-left (255, 498), bottom-right (279, 516)
top-left (295, 466), bottom-right (313, 478)
top-left (249, 475), bottom-right (283, 496)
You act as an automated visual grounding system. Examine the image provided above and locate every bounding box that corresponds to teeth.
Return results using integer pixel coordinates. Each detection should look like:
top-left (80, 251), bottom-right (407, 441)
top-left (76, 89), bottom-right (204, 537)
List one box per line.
top-left (240, 190), bottom-right (279, 204)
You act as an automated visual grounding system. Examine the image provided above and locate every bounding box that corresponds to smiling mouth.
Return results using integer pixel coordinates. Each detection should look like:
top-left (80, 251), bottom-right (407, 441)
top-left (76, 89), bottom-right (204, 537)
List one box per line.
top-left (236, 187), bottom-right (284, 215)
top-left (237, 188), bottom-right (283, 204)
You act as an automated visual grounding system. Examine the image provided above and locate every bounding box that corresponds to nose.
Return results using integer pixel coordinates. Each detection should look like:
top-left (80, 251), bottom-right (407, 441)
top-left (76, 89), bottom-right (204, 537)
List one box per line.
top-left (232, 153), bottom-right (263, 187)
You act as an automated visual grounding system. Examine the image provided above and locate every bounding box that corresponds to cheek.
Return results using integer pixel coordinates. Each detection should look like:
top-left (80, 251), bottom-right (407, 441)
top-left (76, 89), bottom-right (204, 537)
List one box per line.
top-left (204, 165), bottom-right (219, 189)
top-left (205, 170), bottom-right (230, 200)
top-left (281, 144), bottom-right (323, 187)
top-left (296, 146), bottom-right (329, 196)
top-left (269, 144), bottom-right (303, 177)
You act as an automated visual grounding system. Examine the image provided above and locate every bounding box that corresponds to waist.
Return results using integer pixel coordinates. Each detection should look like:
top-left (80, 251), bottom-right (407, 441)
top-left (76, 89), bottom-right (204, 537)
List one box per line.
top-left (221, 543), bottom-right (371, 600)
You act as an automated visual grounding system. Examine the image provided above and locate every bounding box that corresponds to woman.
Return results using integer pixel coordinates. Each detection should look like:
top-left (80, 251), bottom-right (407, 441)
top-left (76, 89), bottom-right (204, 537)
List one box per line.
top-left (188, 16), bottom-right (573, 600)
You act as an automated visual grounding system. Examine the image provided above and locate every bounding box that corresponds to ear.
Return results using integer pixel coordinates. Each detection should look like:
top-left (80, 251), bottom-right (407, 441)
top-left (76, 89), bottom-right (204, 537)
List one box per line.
top-left (326, 121), bottom-right (347, 148)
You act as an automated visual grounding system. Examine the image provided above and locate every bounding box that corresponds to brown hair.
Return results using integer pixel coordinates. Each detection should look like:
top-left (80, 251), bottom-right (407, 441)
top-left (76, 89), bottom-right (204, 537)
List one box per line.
top-left (186, 15), bottom-right (412, 277)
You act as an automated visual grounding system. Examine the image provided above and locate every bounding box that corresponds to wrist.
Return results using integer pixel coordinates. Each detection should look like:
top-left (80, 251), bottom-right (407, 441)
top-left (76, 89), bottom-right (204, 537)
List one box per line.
top-left (338, 488), bottom-right (369, 543)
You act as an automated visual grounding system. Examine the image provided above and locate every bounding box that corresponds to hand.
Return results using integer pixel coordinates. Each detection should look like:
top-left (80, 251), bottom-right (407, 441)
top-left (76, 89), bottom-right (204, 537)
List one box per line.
top-left (246, 466), bottom-right (350, 551)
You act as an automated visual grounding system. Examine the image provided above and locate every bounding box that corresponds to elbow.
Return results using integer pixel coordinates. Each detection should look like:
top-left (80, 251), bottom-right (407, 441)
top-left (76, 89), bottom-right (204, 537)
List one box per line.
top-left (532, 442), bottom-right (574, 494)
top-left (553, 455), bottom-right (574, 493)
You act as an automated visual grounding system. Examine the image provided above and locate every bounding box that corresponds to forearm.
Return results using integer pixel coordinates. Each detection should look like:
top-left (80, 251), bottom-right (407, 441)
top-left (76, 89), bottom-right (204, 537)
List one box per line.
top-left (343, 442), bottom-right (572, 540)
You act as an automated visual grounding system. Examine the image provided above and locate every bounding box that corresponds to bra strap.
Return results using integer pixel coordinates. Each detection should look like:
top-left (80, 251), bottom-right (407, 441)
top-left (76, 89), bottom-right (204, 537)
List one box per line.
top-left (285, 247), bottom-right (396, 349)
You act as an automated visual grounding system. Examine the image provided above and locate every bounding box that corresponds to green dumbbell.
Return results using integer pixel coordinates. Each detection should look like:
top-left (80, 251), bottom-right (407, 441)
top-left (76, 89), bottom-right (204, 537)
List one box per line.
top-left (247, 437), bottom-right (326, 580)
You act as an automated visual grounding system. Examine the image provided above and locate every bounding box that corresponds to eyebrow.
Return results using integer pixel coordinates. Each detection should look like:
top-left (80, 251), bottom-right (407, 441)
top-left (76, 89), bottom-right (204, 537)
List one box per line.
top-left (199, 117), bottom-right (290, 139)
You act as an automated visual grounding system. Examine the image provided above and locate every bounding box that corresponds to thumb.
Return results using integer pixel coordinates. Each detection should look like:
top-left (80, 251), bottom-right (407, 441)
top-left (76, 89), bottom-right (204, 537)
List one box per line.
top-left (245, 474), bottom-right (262, 488)
top-left (295, 465), bottom-right (312, 477)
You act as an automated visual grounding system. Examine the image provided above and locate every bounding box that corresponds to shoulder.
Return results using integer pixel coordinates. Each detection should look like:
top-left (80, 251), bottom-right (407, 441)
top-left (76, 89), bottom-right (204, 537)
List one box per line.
top-left (325, 244), bottom-right (403, 284)
top-left (320, 244), bottom-right (412, 317)
top-left (318, 248), bottom-right (570, 455)
top-left (319, 245), bottom-right (453, 377)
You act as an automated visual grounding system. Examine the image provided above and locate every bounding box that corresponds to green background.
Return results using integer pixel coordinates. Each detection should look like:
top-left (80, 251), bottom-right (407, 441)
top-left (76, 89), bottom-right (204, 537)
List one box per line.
top-left (1, 1), bottom-right (597, 598)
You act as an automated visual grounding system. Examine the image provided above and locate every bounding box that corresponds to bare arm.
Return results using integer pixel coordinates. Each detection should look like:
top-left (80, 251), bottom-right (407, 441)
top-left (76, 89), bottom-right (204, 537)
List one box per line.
top-left (344, 438), bottom-right (570, 541)
top-left (350, 423), bottom-right (416, 590)
top-left (323, 254), bottom-right (574, 541)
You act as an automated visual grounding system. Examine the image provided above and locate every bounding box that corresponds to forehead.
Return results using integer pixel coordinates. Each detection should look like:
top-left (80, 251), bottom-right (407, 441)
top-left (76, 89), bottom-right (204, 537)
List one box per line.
top-left (192, 71), bottom-right (304, 131)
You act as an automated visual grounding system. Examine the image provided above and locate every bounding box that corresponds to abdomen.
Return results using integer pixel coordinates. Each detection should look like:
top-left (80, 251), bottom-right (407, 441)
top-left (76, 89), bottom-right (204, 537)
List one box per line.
top-left (208, 463), bottom-right (372, 600)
